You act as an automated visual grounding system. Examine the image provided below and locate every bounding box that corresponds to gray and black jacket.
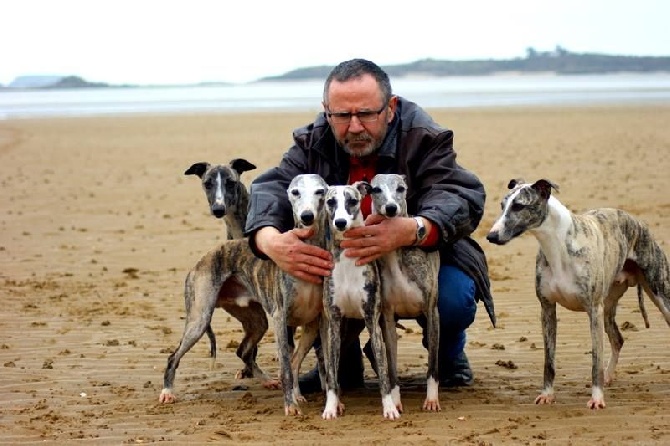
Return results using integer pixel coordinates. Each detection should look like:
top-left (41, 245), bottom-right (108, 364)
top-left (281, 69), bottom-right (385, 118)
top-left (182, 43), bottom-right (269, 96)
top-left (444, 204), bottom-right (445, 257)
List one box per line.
top-left (244, 97), bottom-right (495, 326)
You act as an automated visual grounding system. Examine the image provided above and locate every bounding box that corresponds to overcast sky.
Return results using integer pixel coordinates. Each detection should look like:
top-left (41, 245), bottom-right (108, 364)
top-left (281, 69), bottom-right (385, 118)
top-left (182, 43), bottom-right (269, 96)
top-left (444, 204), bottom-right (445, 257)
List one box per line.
top-left (2, 0), bottom-right (668, 85)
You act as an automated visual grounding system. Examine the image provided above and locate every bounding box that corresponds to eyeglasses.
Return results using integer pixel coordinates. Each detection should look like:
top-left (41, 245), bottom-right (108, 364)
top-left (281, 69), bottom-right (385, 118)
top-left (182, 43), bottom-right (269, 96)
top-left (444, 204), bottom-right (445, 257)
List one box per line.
top-left (326, 104), bottom-right (387, 124)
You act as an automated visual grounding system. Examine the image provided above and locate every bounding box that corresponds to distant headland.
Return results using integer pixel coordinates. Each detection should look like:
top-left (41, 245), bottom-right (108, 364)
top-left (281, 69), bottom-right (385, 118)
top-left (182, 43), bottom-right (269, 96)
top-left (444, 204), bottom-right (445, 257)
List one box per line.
top-left (3, 47), bottom-right (670, 90)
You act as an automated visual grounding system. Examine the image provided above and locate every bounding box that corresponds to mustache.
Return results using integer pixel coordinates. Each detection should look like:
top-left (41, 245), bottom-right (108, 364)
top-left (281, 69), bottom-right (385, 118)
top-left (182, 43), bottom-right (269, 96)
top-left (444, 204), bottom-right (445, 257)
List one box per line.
top-left (344, 133), bottom-right (372, 144)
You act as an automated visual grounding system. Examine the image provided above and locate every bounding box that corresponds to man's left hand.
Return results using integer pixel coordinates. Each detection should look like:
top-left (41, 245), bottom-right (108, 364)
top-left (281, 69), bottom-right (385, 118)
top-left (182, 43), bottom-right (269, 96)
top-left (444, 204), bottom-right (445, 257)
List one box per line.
top-left (340, 214), bottom-right (418, 265)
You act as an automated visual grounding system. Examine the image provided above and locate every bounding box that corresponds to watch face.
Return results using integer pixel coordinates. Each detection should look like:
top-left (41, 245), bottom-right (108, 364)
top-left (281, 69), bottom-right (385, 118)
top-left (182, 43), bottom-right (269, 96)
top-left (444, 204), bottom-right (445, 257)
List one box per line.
top-left (416, 217), bottom-right (426, 240)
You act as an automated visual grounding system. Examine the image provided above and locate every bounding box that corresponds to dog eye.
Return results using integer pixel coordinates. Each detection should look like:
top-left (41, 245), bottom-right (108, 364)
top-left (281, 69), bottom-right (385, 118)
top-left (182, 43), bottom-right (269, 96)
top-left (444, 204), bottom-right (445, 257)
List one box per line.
top-left (225, 180), bottom-right (236, 191)
top-left (370, 187), bottom-right (382, 194)
top-left (204, 180), bottom-right (214, 189)
top-left (315, 189), bottom-right (325, 196)
top-left (347, 198), bottom-right (359, 207)
top-left (326, 198), bottom-right (336, 206)
top-left (511, 202), bottom-right (525, 212)
top-left (396, 186), bottom-right (406, 193)
top-left (290, 189), bottom-right (300, 197)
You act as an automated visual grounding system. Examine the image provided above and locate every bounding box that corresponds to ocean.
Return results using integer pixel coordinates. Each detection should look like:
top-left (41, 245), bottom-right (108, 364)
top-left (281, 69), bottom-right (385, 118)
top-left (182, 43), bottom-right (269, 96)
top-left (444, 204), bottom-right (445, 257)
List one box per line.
top-left (2, 73), bottom-right (670, 119)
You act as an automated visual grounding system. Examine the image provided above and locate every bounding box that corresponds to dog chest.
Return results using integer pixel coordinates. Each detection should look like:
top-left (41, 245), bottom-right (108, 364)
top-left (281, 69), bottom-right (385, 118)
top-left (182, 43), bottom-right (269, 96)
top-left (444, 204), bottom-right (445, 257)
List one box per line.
top-left (536, 262), bottom-right (588, 311)
top-left (380, 254), bottom-right (425, 316)
top-left (288, 281), bottom-right (323, 325)
top-left (330, 256), bottom-right (372, 319)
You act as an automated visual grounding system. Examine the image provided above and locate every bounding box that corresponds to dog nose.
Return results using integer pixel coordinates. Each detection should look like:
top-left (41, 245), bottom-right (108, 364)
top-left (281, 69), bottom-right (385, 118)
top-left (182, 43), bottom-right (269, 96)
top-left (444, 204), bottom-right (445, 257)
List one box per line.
top-left (211, 205), bottom-right (226, 218)
top-left (385, 204), bottom-right (397, 217)
top-left (486, 231), bottom-right (502, 245)
top-left (300, 211), bottom-right (315, 225)
top-left (334, 219), bottom-right (347, 230)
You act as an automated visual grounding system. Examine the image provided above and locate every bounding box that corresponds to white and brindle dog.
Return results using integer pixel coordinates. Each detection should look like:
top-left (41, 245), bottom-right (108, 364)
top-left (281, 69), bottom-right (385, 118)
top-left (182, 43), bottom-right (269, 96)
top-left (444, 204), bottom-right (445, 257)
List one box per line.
top-left (321, 182), bottom-right (400, 420)
top-left (486, 178), bottom-right (670, 409)
top-left (369, 174), bottom-right (441, 412)
top-left (185, 159), bottom-right (270, 381)
top-left (160, 174), bottom-right (329, 415)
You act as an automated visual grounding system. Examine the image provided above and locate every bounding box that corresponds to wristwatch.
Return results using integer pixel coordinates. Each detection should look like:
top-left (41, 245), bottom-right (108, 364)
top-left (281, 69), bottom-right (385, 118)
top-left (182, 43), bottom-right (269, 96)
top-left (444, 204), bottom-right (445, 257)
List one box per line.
top-left (412, 216), bottom-right (427, 246)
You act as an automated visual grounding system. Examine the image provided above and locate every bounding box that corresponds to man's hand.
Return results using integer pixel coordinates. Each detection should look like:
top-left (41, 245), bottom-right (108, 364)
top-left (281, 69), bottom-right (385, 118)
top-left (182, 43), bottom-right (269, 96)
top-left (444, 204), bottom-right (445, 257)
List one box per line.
top-left (340, 215), bottom-right (424, 265)
top-left (254, 226), bottom-right (333, 284)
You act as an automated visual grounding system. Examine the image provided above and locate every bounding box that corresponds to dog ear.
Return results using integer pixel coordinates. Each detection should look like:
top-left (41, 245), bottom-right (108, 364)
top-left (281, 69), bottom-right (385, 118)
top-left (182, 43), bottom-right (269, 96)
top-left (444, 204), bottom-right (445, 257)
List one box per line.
top-left (230, 158), bottom-right (257, 174)
top-left (532, 179), bottom-right (559, 199)
top-left (185, 162), bottom-right (210, 178)
top-left (353, 181), bottom-right (372, 197)
top-left (507, 178), bottom-right (524, 189)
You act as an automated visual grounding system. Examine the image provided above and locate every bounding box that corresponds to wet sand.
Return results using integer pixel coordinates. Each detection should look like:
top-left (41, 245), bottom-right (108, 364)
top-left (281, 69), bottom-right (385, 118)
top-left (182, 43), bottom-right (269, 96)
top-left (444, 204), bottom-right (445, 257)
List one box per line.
top-left (1, 105), bottom-right (670, 445)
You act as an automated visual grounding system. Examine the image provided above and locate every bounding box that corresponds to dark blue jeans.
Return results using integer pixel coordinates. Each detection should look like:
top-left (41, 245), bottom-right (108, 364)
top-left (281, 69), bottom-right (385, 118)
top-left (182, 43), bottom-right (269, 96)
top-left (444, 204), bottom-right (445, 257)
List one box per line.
top-left (436, 264), bottom-right (477, 360)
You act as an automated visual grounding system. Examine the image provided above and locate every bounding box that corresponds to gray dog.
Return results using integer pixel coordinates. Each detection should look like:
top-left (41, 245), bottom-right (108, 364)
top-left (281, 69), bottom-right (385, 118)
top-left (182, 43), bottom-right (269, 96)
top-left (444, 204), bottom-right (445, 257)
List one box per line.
top-left (486, 178), bottom-right (670, 409)
top-left (185, 159), bottom-right (269, 380)
top-left (369, 173), bottom-right (441, 412)
top-left (160, 174), bottom-right (329, 416)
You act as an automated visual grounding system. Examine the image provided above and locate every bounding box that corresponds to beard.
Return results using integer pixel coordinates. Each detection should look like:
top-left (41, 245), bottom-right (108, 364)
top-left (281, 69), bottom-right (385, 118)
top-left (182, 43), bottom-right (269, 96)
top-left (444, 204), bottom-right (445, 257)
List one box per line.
top-left (341, 132), bottom-right (382, 157)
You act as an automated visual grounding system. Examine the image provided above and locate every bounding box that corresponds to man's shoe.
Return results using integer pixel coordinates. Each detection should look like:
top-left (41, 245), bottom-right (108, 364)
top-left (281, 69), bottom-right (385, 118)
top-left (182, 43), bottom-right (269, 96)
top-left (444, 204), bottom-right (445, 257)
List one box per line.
top-left (440, 351), bottom-right (474, 387)
top-left (298, 366), bottom-right (323, 395)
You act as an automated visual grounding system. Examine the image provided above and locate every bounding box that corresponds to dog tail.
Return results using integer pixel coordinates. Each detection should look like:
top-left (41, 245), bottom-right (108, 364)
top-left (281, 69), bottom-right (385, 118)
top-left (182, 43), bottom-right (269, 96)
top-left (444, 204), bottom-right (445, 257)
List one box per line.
top-left (637, 284), bottom-right (651, 329)
top-left (630, 219), bottom-right (670, 326)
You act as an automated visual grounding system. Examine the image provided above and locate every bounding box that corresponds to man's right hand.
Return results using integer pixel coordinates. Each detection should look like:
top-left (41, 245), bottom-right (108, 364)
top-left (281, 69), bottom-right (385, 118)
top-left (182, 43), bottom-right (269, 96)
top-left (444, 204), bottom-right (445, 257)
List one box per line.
top-left (254, 226), bottom-right (333, 284)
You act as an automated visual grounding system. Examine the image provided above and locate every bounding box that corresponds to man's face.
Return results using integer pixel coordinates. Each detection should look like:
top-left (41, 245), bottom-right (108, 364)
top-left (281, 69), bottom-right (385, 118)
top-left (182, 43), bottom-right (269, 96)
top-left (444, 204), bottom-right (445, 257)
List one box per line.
top-left (323, 74), bottom-right (396, 157)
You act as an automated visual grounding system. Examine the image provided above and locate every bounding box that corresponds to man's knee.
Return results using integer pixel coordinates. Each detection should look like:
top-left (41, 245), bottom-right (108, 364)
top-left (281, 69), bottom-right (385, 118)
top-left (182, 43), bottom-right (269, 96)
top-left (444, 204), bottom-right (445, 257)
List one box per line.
top-left (437, 265), bottom-right (477, 331)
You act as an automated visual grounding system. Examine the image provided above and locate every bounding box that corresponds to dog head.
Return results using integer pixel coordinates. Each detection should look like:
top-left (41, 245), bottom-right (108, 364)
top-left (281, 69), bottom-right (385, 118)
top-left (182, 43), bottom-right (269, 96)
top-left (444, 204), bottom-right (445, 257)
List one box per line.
top-left (325, 182), bottom-right (370, 234)
top-left (369, 174), bottom-right (408, 218)
top-left (185, 158), bottom-right (256, 218)
top-left (287, 174), bottom-right (329, 228)
top-left (486, 178), bottom-right (559, 245)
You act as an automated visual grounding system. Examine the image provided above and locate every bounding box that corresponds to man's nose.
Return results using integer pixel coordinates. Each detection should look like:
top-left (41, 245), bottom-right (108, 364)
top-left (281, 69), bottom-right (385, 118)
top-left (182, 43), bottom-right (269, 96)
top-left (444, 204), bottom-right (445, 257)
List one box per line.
top-left (347, 115), bottom-right (365, 132)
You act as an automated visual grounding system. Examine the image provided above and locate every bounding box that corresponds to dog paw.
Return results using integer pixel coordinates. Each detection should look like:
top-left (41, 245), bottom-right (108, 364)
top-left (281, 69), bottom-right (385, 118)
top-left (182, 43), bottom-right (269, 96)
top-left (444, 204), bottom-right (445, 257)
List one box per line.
top-left (534, 393), bottom-right (555, 405)
top-left (261, 378), bottom-right (281, 390)
top-left (587, 398), bottom-right (606, 410)
top-left (422, 398), bottom-right (441, 412)
top-left (285, 404), bottom-right (302, 416)
top-left (159, 389), bottom-right (176, 404)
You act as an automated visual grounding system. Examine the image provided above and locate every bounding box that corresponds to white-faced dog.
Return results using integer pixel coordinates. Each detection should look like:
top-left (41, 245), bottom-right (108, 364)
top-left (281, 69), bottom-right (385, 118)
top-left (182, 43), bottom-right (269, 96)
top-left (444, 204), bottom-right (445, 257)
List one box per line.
top-left (369, 173), bottom-right (441, 412)
top-left (321, 182), bottom-right (400, 420)
top-left (185, 159), bottom-right (269, 381)
top-left (486, 178), bottom-right (670, 409)
top-left (160, 174), bottom-right (329, 416)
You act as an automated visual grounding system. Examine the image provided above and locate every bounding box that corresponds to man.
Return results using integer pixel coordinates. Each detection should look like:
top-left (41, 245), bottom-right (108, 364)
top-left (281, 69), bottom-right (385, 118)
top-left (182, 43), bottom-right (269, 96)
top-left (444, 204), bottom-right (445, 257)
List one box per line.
top-left (244, 58), bottom-right (495, 391)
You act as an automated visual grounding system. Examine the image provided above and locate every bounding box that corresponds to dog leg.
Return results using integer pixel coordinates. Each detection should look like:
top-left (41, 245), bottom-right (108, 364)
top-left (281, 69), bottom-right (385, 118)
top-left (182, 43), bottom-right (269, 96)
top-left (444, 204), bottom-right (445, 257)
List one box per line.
top-left (272, 310), bottom-right (301, 416)
top-left (227, 302), bottom-right (278, 387)
top-left (367, 307), bottom-right (400, 420)
top-left (423, 304), bottom-right (441, 412)
top-left (535, 299), bottom-right (557, 405)
top-left (587, 302), bottom-right (606, 409)
top-left (321, 308), bottom-right (344, 420)
top-left (604, 284), bottom-right (626, 386)
top-left (380, 310), bottom-right (402, 412)
top-left (160, 274), bottom-right (216, 404)
top-left (291, 319), bottom-right (321, 403)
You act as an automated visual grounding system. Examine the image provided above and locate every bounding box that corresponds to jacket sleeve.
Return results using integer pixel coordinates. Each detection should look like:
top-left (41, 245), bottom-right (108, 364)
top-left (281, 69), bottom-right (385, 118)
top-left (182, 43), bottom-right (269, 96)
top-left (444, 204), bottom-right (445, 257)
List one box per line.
top-left (406, 126), bottom-right (486, 249)
top-left (243, 132), bottom-right (311, 258)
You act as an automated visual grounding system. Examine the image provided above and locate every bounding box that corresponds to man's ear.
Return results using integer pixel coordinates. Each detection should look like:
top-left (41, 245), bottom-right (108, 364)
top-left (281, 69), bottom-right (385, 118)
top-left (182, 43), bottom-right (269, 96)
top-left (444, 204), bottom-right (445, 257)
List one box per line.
top-left (387, 95), bottom-right (398, 123)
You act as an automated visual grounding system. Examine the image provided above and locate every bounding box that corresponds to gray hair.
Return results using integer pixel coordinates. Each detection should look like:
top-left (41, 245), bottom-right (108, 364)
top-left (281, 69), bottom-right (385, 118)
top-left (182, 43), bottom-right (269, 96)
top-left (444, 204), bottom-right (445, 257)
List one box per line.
top-left (322, 59), bottom-right (392, 105)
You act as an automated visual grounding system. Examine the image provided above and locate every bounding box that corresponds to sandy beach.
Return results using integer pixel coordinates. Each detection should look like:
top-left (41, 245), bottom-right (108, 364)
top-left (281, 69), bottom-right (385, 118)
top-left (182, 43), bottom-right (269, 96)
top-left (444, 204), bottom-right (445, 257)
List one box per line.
top-left (1, 105), bottom-right (670, 445)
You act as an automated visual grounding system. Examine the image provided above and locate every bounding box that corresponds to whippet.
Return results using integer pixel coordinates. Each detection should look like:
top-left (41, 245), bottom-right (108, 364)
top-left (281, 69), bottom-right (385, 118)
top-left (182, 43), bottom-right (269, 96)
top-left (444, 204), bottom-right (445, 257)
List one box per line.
top-left (160, 174), bottom-right (329, 415)
top-left (321, 182), bottom-right (400, 420)
top-left (486, 178), bottom-right (670, 409)
top-left (369, 173), bottom-right (441, 412)
top-left (185, 159), bottom-right (256, 240)
top-left (185, 159), bottom-right (269, 381)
